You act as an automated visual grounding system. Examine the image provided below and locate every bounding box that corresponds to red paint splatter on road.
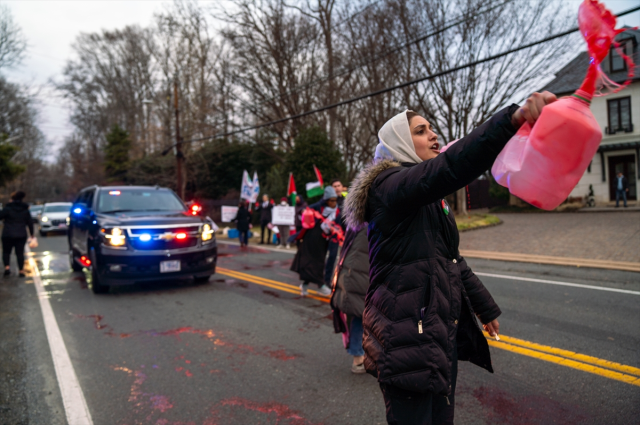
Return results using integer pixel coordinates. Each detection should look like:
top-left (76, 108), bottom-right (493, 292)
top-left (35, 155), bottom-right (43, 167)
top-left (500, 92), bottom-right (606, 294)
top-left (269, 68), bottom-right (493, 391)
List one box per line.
top-left (185, 370), bottom-right (193, 377)
top-left (472, 386), bottom-right (588, 425)
top-left (208, 397), bottom-right (322, 425)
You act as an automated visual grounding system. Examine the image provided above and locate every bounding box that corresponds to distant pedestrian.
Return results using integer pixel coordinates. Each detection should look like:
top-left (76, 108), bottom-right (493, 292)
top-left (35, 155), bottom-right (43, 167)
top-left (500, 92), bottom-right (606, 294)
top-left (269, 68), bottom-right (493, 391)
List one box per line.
top-left (310, 186), bottom-right (343, 286)
top-left (331, 224), bottom-right (369, 374)
top-left (615, 172), bottom-right (629, 208)
top-left (257, 194), bottom-right (274, 244)
top-left (232, 201), bottom-right (252, 247)
top-left (290, 187), bottom-right (340, 297)
top-left (275, 197), bottom-right (291, 249)
top-left (0, 191), bottom-right (35, 277)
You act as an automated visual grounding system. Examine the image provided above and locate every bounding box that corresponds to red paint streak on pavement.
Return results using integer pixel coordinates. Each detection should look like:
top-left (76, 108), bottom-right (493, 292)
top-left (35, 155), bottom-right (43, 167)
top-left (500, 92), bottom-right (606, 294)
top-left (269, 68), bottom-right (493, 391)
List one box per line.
top-left (472, 386), bottom-right (588, 425)
top-left (74, 314), bottom-right (132, 338)
top-left (205, 397), bottom-right (322, 425)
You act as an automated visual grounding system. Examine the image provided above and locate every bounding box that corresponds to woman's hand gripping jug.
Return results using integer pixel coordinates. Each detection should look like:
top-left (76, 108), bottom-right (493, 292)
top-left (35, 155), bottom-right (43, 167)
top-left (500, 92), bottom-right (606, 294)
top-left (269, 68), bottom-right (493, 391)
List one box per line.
top-left (491, 0), bottom-right (635, 210)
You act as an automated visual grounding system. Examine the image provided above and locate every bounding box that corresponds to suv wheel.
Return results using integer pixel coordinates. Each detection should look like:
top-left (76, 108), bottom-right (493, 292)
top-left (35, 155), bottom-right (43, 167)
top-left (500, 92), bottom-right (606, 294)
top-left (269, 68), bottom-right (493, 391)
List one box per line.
top-left (69, 249), bottom-right (83, 272)
top-left (89, 250), bottom-right (109, 294)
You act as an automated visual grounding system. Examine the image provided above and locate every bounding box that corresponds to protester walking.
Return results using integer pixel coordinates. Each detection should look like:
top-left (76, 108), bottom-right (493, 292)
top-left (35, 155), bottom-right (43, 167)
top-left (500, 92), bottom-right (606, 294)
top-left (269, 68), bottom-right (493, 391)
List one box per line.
top-left (232, 201), bottom-right (252, 247)
top-left (0, 191), bottom-right (35, 277)
top-left (615, 171), bottom-right (629, 208)
top-left (290, 187), bottom-right (340, 297)
top-left (331, 224), bottom-right (368, 374)
top-left (310, 187), bottom-right (344, 287)
top-left (257, 194), bottom-right (274, 244)
top-left (287, 195), bottom-right (307, 247)
top-left (275, 197), bottom-right (291, 249)
top-left (344, 92), bottom-right (557, 424)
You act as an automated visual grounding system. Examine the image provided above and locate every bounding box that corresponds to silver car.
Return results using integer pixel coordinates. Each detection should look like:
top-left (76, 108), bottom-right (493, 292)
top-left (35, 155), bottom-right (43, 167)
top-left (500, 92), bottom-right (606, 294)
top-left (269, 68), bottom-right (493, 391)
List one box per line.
top-left (39, 202), bottom-right (73, 236)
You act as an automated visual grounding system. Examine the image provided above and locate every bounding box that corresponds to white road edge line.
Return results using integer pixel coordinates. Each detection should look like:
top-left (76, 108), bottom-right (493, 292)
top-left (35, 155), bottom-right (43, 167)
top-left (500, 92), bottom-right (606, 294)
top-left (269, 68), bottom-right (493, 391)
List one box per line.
top-left (475, 272), bottom-right (640, 295)
top-left (27, 249), bottom-right (94, 425)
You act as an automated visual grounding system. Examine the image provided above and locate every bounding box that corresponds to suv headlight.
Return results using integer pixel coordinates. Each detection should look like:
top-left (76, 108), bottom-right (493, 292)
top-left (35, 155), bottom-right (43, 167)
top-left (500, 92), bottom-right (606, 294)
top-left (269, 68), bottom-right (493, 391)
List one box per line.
top-left (41, 216), bottom-right (49, 222)
top-left (202, 223), bottom-right (214, 242)
top-left (102, 227), bottom-right (126, 247)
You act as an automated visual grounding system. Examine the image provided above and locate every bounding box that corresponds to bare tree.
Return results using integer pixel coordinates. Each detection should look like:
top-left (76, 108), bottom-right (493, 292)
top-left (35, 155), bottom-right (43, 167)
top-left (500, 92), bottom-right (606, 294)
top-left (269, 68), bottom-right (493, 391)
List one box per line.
top-left (0, 4), bottom-right (27, 69)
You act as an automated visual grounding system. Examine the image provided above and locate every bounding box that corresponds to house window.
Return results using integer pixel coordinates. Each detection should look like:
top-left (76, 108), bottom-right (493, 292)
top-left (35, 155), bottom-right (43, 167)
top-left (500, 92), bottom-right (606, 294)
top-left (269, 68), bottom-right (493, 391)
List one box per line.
top-left (607, 97), bottom-right (632, 133)
top-left (609, 39), bottom-right (634, 72)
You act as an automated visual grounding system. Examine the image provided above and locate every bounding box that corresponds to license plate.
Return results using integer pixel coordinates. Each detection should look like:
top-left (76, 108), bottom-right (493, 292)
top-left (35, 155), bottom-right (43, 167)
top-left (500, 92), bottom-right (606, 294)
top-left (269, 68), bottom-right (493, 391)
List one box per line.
top-left (58, 224), bottom-right (66, 228)
top-left (160, 260), bottom-right (181, 273)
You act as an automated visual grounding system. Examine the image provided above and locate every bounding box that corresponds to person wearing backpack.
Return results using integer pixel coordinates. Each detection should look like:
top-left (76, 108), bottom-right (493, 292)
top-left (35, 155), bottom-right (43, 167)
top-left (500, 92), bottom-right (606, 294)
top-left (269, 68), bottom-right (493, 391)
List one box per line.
top-left (331, 223), bottom-right (369, 374)
top-left (0, 191), bottom-right (35, 277)
top-left (290, 186), bottom-right (340, 297)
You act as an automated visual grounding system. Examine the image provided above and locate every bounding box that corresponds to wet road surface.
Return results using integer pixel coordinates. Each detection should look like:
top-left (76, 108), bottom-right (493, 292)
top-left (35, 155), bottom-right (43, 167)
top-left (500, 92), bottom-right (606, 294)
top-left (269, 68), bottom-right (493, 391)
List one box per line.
top-left (6, 235), bottom-right (640, 424)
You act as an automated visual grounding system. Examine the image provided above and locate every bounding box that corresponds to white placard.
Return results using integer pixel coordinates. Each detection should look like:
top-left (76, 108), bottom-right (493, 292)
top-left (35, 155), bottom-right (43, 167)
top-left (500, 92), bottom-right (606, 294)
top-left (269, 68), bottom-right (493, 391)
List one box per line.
top-left (221, 206), bottom-right (239, 223)
top-left (272, 206), bottom-right (295, 225)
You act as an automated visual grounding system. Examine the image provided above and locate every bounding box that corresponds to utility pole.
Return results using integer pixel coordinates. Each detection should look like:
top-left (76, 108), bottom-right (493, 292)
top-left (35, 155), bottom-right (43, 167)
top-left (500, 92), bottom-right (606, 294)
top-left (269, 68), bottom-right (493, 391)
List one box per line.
top-left (173, 74), bottom-right (184, 199)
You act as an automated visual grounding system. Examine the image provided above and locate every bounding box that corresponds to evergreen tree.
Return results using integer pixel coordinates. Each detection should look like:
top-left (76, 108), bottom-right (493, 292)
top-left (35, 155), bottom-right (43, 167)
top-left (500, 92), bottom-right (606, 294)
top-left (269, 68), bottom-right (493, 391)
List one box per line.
top-left (0, 135), bottom-right (25, 187)
top-left (285, 126), bottom-right (346, 202)
top-left (104, 124), bottom-right (131, 183)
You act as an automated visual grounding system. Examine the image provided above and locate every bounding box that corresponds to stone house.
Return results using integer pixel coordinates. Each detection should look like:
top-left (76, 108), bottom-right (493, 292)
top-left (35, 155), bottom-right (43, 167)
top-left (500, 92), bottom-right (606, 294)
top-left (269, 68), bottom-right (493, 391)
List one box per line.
top-left (541, 27), bottom-right (639, 205)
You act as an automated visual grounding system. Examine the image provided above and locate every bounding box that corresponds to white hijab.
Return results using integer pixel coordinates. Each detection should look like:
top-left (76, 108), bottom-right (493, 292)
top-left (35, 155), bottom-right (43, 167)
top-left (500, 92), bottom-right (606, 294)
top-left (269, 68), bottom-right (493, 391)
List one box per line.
top-left (374, 109), bottom-right (423, 164)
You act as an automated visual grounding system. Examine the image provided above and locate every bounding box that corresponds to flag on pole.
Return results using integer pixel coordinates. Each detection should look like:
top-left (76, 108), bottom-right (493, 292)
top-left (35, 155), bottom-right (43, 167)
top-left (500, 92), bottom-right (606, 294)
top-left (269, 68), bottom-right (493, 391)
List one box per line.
top-left (240, 170), bottom-right (253, 201)
top-left (313, 164), bottom-right (324, 186)
top-left (287, 173), bottom-right (297, 206)
top-left (306, 165), bottom-right (324, 198)
top-left (250, 171), bottom-right (260, 203)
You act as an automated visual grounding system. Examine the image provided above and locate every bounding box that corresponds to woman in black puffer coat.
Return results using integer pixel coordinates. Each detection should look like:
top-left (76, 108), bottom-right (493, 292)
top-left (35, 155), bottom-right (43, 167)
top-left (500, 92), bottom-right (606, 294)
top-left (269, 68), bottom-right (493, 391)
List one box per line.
top-left (0, 191), bottom-right (34, 277)
top-left (344, 92), bottom-right (557, 425)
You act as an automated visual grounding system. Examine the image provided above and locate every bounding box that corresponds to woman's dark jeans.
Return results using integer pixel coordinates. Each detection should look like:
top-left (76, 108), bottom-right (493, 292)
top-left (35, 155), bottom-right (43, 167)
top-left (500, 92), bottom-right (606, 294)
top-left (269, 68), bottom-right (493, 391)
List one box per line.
top-left (238, 230), bottom-right (249, 245)
top-left (2, 237), bottom-right (27, 270)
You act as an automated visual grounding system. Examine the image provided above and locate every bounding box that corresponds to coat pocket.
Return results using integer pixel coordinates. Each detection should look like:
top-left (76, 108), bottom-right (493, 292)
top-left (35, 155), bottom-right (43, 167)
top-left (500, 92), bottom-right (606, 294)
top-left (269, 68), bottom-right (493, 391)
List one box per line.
top-left (417, 275), bottom-right (433, 334)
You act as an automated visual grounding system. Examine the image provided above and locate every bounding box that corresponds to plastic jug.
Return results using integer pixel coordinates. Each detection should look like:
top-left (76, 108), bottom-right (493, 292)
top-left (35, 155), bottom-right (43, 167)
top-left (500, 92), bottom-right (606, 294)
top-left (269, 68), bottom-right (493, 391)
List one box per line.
top-left (491, 0), bottom-right (635, 210)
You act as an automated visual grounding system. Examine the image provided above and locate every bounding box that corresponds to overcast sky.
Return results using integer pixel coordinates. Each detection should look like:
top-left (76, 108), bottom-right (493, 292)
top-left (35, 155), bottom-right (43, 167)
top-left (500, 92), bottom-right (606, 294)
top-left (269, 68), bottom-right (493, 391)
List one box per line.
top-left (3, 0), bottom-right (639, 160)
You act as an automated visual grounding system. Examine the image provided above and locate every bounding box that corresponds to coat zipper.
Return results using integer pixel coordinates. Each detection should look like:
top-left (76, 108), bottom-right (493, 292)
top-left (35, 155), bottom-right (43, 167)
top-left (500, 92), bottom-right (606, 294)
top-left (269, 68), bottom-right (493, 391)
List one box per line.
top-left (418, 307), bottom-right (426, 334)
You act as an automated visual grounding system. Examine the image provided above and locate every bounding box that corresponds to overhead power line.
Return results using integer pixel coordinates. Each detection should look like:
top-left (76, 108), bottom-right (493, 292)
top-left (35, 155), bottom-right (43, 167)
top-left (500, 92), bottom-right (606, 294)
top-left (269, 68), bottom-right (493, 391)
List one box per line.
top-left (163, 5), bottom-right (640, 154)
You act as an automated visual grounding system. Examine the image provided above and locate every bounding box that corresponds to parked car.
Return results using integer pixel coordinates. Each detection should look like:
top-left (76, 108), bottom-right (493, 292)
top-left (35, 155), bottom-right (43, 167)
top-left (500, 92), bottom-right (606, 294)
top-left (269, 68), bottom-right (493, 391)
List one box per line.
top-left (30, 204), bottom-right (43, 223)
top-left (68, 185), bottom-right (217, 294)
top-left (39, 202), bottom-right (73, 236)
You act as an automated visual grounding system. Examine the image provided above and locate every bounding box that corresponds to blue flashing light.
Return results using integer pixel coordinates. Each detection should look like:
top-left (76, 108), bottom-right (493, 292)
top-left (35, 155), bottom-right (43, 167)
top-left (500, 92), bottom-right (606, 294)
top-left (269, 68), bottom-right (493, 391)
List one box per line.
top-left (73, 208), bottom-right (82, 214)
top-left (139, 234), bottom-right (151, 242)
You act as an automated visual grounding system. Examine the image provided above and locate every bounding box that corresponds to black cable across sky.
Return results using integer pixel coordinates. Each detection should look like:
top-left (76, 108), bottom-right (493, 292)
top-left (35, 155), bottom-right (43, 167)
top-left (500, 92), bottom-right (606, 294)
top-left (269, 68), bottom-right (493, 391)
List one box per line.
top-left (165, 5), bottom-right (640, 153)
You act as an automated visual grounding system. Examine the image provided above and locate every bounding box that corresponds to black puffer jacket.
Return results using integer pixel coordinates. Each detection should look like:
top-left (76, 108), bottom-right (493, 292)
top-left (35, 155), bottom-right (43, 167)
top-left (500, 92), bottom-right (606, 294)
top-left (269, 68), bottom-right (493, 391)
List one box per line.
top-left (331, 226), bottom-right (369, 317)
top-left (0, 201), bottom-right (34, 238)
top-left (344, 105), bottom-right (518, 396)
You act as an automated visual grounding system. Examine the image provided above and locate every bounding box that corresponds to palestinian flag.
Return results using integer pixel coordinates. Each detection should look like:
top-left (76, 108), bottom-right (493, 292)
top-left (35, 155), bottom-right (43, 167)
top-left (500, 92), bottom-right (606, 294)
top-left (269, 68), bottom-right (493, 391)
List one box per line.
top-left (287, 173), bottom-right (297, 206)
top-left (306, 165), bottom-right (324, 198)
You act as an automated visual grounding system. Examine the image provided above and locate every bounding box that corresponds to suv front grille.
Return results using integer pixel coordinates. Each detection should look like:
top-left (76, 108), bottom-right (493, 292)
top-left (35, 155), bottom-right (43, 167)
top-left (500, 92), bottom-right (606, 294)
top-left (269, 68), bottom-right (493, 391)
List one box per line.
top-left (51, 219), bottom-right (66, 226)
top-left (126, 226), bottom-right (201, 251)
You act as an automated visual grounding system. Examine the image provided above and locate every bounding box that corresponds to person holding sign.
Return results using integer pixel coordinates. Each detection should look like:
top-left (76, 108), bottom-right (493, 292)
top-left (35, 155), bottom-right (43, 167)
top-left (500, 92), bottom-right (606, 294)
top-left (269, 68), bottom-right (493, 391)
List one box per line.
top-left (273, 197), bottom-right (293, 249)
top-left (344, 92), bottom-right (556, 424)
top-left (231, 201), bottom-right (252, 248)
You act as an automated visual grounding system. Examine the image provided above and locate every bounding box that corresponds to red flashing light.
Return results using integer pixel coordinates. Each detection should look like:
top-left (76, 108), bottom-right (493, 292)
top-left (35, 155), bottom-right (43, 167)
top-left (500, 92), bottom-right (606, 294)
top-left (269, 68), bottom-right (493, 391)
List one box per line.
top-left (176, 233), bottom-right (187, 240)
top-left (79, 256), bottom-right (92, 267)
top-left (190, 204), bottom-right (202, 215)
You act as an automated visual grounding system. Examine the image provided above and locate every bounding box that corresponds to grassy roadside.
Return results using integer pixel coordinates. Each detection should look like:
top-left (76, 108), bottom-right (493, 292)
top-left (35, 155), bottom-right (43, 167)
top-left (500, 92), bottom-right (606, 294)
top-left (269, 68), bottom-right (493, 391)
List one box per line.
top-left (455, 214), bottom-right (502, 232)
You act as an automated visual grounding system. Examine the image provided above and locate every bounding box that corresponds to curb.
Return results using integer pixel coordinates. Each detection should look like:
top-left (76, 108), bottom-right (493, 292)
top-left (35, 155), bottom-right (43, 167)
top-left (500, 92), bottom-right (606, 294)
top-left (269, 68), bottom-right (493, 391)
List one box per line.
top-left (218, 239), bottom-right (640, 273)
top-left (458, 218), bottom-right (503, 233)
top-left (460, 250), bottom-right (640, 273)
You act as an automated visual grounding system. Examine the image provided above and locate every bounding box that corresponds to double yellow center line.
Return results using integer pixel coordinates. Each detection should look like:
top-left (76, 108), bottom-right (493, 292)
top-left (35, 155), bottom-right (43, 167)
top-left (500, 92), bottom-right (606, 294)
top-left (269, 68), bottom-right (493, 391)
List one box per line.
top-left (217, 267), bottom-right (640, 387)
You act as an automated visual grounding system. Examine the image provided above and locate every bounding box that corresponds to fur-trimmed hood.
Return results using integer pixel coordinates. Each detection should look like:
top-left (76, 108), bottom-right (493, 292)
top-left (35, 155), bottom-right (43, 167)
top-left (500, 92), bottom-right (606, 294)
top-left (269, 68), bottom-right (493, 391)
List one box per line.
top-left (344, 159), bottom-right (401, 229)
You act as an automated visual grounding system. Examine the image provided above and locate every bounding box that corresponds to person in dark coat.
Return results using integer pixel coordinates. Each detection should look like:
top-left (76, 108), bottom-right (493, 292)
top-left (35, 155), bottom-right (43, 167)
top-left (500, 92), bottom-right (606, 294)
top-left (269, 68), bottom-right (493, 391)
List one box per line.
top-left (344, 92), bottom-right (557, 425)
top-left (0, 191), bottom-right (35, 277)
top-left (331, 224), bottom-right (369, 374)
top-left (615, 172), bottom-right (629, 208)
top-left (287, 195), bottom-right (308, 246)
top-left (290, 186), bottom-right (339, 297)
top-left (310, 187), bottom-right (344, 286)
top-left (256, 194), bottom-right (274, 244)
top-left (231, 201), bottom-right (252, 247)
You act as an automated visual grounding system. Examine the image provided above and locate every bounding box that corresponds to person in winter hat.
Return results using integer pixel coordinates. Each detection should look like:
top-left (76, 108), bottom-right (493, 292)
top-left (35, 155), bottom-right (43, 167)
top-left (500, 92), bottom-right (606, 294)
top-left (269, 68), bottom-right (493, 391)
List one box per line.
top-left (310, 185), bottom-right (343, 284)
top-left (257, 194), bottom-right (274, 244)
top-left (0, 191), bottom-right (35, 277)
top-left (344, 92), bottom-right (557, 424)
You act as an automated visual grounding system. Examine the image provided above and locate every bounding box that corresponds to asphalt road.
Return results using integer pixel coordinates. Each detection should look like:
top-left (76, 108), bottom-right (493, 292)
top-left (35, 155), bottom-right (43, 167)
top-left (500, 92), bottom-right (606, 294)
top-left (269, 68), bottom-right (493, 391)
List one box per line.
top-left (2, 234), bottom-right (639, 425)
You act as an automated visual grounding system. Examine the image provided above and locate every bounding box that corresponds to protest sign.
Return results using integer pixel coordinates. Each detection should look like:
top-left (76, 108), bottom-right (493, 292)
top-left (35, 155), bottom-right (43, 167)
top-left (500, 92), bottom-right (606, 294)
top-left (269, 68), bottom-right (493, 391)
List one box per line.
top-left (221, 206), bottom-right (239, 223)
top-left (271, 206), bottom-right (295, 225)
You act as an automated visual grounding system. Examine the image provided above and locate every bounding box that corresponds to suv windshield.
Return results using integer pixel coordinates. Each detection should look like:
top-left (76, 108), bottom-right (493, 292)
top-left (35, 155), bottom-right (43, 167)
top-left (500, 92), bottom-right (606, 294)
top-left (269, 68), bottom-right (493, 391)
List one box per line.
top-left (97, 189), bottom-right (185, 213)
top-left (43, 205), bottom-right (71, 213)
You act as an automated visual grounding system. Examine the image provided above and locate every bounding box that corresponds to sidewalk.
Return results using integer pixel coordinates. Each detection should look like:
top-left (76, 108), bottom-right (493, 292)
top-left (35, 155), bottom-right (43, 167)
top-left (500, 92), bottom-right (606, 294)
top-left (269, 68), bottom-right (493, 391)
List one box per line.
top-left (459, 212), bottom-right (640, 265)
